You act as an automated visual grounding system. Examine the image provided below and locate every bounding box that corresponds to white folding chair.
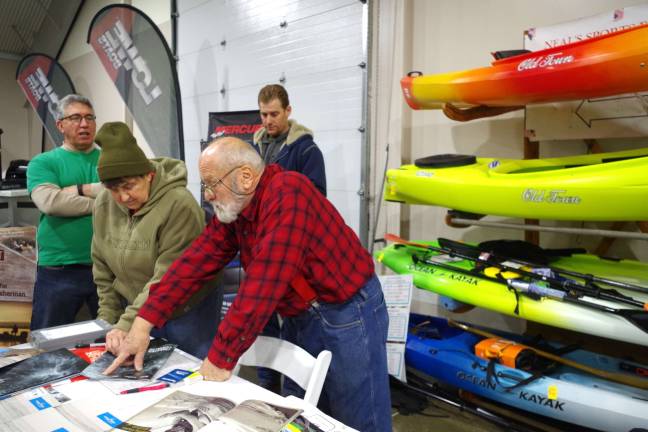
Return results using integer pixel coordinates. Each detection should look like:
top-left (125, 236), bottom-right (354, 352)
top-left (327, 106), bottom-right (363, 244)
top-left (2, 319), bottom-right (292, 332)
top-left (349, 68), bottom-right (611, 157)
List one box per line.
top-left (233, 336), bottom-right (332, 406)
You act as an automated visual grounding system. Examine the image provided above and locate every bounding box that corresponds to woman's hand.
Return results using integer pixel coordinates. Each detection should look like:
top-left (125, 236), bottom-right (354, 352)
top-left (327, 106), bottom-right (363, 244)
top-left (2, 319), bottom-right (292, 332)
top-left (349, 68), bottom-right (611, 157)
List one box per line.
top-left (103, 317), bottom-right (153, 375)
top-left (105, 328), bottom-right (128, 355)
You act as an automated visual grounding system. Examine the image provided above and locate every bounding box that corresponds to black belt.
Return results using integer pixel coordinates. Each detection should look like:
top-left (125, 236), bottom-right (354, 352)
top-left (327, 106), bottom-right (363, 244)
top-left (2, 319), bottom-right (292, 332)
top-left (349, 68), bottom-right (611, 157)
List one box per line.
top-left (41, 263), bottom-right (92, 270)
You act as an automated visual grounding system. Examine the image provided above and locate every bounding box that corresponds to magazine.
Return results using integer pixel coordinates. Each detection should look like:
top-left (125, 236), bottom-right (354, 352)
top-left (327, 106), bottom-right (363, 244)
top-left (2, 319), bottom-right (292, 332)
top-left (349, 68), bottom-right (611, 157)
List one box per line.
top-left (70, 345), bottom-right (106, 364)
top-left (0, 348), bottom-right (88, 398)
top-left (95, 349), bottom-right (201, 395)
top-left (81, 339), bottom-right (176, 381)
top-left (282, 415), bottom-right (326, 432)
top-left (0, 347), bottom-right (40, 369)
top-left (280, 396), bottom-right (359, 432)
top-left (116, 390), bottom-right (302, 432)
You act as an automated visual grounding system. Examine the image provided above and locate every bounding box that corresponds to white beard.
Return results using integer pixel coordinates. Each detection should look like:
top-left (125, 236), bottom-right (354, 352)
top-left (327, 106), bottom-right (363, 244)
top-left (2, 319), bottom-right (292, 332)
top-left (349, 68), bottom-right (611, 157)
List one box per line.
top-left (211, 200), bottom-right (239, 224)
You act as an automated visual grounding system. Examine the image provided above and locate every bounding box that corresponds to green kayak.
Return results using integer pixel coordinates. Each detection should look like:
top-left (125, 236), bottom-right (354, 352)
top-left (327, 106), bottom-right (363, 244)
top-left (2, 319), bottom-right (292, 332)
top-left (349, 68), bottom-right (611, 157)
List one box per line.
top-left (376, 240), bottom-right (648, 346)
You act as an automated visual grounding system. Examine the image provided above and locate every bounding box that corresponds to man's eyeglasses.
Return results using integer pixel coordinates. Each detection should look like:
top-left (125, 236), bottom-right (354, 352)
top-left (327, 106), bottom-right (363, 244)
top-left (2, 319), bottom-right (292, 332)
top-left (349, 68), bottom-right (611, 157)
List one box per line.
top-left (201, 165), bottom-right (242, 195)
top-left (60, 114), bottom-right (97, 123)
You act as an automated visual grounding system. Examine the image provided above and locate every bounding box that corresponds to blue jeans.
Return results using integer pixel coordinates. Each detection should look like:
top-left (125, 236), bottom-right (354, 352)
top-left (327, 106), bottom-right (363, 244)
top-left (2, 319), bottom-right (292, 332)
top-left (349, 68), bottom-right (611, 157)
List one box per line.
top-left (282, 275), bottom-right (392, 432)
top-left (151, 286), bottom-right (223, 359)
top-left (30, 265), bottom-right (99, 331)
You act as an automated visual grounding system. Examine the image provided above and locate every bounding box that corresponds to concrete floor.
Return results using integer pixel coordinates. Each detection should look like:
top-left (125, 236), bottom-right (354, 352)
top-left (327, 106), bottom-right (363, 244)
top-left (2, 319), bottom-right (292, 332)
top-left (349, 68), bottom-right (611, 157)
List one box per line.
top-left (392, 401), bottom-right (507, 432)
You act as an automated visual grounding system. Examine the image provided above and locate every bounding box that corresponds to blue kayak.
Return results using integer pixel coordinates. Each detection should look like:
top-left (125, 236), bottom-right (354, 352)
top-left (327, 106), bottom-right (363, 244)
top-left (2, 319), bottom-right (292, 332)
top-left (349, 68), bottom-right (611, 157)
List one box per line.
top-left (407, 314), bottom-right (648, 431)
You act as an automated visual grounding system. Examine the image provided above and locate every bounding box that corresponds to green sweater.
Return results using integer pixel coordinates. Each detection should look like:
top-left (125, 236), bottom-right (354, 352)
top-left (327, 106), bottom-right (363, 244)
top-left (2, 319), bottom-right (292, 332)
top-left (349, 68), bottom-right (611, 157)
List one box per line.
top-left (92, 158), bottom-right (214, 331)
top-left (27, 147), bottom-right (100, 266)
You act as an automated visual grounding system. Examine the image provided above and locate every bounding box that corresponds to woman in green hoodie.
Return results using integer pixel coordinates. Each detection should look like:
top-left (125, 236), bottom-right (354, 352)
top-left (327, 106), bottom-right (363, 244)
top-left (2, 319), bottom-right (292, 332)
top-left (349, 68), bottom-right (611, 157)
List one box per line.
top-left (92, 122), bottom-right (221, 358)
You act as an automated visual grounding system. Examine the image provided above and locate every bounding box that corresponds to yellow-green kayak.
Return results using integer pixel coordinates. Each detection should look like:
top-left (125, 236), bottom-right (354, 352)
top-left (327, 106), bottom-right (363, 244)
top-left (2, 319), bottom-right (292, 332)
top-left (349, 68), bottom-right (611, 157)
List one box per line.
top-left (375, 241), bottom-right (648, 346)
top-left (384, 148), bottom-right (648, 221)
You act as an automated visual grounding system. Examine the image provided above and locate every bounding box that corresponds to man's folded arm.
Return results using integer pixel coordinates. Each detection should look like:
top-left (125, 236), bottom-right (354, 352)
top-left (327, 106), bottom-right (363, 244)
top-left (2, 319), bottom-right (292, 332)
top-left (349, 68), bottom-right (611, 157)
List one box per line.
top-left (30, 183), bottom-right (97, 216)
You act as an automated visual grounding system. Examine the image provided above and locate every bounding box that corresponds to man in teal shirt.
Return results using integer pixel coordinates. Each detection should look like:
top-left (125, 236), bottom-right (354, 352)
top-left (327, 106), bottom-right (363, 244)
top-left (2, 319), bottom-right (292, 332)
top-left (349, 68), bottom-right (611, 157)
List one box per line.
top-left (27, 94), bottom-right (103, 330)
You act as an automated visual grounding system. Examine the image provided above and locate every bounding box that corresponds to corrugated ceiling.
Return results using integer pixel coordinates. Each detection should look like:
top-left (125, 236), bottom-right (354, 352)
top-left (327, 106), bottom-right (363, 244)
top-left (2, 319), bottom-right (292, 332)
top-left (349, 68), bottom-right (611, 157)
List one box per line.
top-left (0, 0), bottom-right (82, 60)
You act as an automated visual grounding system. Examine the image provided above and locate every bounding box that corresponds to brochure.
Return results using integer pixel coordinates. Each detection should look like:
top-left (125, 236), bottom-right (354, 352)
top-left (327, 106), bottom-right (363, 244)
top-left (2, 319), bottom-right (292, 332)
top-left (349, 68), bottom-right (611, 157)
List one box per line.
top-left (281, 396), bottom-right (359, 432)
top-left (93, 348), bottom-right (200, 395)
top-left (0, 347), bottom-right (40, 369)
top-left (116, 390), bottom-right (302, 432)
top-left (70, 345), bottom-right (106, 364)
top-left (0, 348), bottom-right (88, 398)
top-left (81, 339), bottom-right (176, 381)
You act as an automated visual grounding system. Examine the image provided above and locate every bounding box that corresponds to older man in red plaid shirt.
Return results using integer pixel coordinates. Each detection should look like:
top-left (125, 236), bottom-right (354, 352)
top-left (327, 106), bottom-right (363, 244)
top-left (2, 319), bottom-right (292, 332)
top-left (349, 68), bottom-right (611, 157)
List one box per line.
top-left (105, 137), bottom-right (392, 431)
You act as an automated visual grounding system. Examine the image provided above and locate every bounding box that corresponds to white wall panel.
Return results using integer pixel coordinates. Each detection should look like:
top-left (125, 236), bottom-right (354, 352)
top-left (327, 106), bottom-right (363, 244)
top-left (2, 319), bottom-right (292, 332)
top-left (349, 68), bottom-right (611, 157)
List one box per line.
top-left (317, 130), bottom-right (361, 193)
top-left (327, 190), bottom-right (360, 233)
top-left (178, 0), bottom-right (366, 233)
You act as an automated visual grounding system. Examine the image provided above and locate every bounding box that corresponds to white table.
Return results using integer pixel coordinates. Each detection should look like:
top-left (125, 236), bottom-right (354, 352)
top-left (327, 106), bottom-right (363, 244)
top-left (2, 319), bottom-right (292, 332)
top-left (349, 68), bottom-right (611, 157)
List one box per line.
top-left (0, 345), bottom-right (357, 432)
top-left (0, 189), bottom-right (30, 228)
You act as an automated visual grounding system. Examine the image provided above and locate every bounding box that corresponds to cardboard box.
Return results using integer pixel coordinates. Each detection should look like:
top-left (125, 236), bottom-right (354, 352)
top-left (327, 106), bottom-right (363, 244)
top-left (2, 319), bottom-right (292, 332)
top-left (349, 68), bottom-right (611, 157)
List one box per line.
top-left (0, 226), bottom-right (36, 302)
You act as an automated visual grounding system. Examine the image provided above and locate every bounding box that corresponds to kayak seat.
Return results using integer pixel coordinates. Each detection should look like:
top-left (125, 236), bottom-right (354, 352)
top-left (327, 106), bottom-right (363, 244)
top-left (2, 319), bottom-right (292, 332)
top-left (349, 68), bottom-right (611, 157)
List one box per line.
top-left (491, 49), bottom-right (531, 60)
top-left (415, 154), bottom-right (477, 168)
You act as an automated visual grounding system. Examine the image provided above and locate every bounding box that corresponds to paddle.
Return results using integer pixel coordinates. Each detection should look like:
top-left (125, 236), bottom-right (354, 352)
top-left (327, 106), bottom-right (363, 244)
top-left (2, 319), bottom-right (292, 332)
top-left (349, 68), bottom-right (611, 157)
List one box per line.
top-left (447, 319), bottom-right (648, 390)
top-left (414, 251), bottom-right (648, 328)
top-left (384, 234), bottom-right (648, 335)
top-left (438, 236), bottom-right (648, 295)
top-left (385, 233), bottom-right (648, 310)
top-left (442, 238), bottom-right (648, 310)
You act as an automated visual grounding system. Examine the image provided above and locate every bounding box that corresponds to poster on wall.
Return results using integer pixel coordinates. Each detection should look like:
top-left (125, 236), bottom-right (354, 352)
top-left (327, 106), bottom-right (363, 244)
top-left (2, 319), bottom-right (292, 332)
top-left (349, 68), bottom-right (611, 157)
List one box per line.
top-left (524, 5), bottom-right (648, 140)
top-left (15, 53), bottom-right (76, 146)
top-left (206, 110), bottom-right (262, 148)
top-left (0, 226), bottom-right (36, 303)
top-left (87, 4), bottom-right (184, 159)
top-left (380, 274), bottom-right (413, 383)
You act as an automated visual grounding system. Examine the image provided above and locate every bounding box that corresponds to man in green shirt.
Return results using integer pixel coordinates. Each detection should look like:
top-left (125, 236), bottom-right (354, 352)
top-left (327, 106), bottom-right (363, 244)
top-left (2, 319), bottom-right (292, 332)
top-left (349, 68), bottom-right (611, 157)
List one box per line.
top-left (27, 94), bottom-right (103, 330)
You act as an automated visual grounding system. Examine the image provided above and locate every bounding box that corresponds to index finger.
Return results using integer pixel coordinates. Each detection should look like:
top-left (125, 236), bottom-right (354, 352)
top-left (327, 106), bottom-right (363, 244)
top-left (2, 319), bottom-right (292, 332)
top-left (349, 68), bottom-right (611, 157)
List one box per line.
top-left (133, 349), bottom-right (145, 371)
top-left (103, 351), bottom-right (131, 376)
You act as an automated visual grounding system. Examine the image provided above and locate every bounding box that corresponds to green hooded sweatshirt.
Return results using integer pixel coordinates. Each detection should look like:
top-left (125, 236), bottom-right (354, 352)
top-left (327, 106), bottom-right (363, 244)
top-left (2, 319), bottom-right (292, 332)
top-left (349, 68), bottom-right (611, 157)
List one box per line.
top-left (92, 158), bottom-right (214, 331)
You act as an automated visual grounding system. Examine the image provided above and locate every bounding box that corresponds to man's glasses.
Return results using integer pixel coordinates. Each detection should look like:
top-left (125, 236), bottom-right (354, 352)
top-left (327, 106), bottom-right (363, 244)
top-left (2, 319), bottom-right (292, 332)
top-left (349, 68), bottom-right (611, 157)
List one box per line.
top-left (201, 165), bottom-right (242, 195)
top-left (60, 114), bottom-right (97, 123)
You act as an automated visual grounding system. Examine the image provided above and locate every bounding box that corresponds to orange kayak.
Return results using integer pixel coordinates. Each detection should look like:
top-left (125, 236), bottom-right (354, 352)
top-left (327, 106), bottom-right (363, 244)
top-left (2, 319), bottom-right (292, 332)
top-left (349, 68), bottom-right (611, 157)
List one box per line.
top-left (402, 23), bottom-right (648, 109)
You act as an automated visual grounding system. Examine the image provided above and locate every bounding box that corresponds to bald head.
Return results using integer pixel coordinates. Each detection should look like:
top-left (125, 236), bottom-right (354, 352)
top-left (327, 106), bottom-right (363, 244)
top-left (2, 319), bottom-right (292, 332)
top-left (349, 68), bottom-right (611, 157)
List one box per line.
top-left (200, 137), bottom-right (264, 175)
top-left (199, 137), bottom-right (265, 222)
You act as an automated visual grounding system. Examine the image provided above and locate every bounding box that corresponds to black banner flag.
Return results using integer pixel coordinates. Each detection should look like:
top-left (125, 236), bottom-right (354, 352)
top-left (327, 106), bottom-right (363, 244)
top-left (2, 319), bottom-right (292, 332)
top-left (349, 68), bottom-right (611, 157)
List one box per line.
top-left (87, 4), bottom-right (183, 159)
top-left (16, 53), bottom-right (76, 146)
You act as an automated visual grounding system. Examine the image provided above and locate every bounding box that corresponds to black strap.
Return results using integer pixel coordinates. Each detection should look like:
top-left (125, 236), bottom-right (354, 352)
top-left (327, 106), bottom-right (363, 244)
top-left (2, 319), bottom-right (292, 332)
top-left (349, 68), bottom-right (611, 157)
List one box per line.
top-left (414, 154), bottom-right (477, 168)
top-left (483, 360), bottom-right (547, 392)
top-left (478, 239), bottom-right (586, 265)
top-left (491, 49), bottom-right (531, 60)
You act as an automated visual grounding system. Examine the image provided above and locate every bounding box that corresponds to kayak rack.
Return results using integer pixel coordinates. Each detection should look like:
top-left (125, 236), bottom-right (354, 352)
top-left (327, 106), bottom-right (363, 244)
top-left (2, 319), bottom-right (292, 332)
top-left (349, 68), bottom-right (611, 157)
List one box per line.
top-left (447, 216), bottom-right (648, 241)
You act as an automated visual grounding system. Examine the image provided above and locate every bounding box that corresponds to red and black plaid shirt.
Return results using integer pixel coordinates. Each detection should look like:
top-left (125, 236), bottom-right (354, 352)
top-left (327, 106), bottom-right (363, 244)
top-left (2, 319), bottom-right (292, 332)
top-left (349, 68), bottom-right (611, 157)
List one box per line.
top-left (138, 164), bottom-right (375, 369)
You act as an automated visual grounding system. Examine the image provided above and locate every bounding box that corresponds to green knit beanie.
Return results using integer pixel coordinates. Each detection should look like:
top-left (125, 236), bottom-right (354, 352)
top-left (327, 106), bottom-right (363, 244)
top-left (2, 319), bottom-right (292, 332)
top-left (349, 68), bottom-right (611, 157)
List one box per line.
top-left (96, 122), bottom-right (154, 182)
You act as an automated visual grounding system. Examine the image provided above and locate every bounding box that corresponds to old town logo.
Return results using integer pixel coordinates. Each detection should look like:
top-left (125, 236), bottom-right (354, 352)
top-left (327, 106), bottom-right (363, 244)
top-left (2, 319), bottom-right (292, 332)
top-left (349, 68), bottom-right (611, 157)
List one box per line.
top-left (517, 53), bottom-right (575, 71)
top-left (522, 188), bottom-right (581, 204)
